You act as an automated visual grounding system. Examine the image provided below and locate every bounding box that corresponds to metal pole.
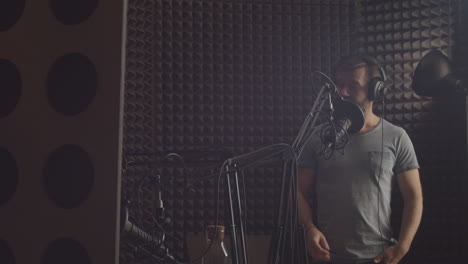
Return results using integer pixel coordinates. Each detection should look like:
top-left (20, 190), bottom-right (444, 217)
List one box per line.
top-left (233, 168), bottom-right (248, 264)
top-left (226, 165), bottom-right (239, 264)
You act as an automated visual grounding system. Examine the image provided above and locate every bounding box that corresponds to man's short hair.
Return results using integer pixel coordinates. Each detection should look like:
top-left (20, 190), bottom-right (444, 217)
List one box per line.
top-left (334, 55), bottom-right (383, 82)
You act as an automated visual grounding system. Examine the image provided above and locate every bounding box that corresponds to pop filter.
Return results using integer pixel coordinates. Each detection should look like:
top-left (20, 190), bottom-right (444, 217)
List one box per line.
top-left (332, 98), bottom-right (365, 133)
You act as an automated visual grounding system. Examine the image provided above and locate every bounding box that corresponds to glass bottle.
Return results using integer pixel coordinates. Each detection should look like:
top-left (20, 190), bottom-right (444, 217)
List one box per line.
top-left (202, 225), bottom-right (231, 264)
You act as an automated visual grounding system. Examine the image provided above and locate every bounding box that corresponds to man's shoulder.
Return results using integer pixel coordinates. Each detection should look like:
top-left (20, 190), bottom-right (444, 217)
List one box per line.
top-left (382, 119), bottom-right (407, 136)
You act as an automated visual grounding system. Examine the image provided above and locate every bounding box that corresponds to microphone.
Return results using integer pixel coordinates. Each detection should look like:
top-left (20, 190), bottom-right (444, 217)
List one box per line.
top-left (120, 202), bottom-right (185, 264)
top-left (321, 99), bottom-right (364, 152)
top-left (323, 118), bottom-right (352, 149)
top-left (120, 203), bottom-right (162, 245)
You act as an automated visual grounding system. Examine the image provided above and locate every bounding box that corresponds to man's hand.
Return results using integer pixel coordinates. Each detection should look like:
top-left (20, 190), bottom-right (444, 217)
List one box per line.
top-left (373, 243), bottom-right (409, 264)
top-left (305, 226), bottom-right (330, 260)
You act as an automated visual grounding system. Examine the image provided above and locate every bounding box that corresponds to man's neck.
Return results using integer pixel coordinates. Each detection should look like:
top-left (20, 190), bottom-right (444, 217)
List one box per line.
top-left (359, 106), bottom-right (381, 134)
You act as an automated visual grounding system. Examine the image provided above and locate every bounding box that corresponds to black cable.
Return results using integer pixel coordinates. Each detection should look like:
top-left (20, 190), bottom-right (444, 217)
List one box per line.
top-left (174, 147), bottom-right (292, 263)
top-left (299, 109), bottom-right (337, 160)
top-left (125, 151), bottom-right (188, 263)
top-left (135, 243), bottom-right (184, 264)
top-left (126, 151), bottom-right (235, 264)
top-left (135, 172), bottom-right (152, 226)
top-left (151, 216), bottom-right (184, 243)
top-left (128, 152), bottom-right (185, 225)
top-left (150, 153), bottom-right (187, 244)
top-left (318, 115), bottom-right (338, 160)
top-left (122, 159), bottom-right (144, 227)
top-left (377, 99), bottom-right (386, 253)
top-left (190, 159), bottom-right (229, 264)
top-left (131, 243), bottom-right (165, 264)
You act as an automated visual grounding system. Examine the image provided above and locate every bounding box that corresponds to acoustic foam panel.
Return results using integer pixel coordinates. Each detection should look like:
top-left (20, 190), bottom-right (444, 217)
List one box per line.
top-left (143, 0), bottom-right (360, 260)
top-left (119, 0), bottom-right (157, 263)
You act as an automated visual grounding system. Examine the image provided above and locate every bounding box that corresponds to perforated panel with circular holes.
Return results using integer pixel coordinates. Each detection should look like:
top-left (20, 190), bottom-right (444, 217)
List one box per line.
top-left (0, 239), bottom-right (15, 264)
top-left (0, 148), bottom-right (18, 207)
top-left (42, 237), bottom-right (91, 264)
top-left (43, 145), bottom-right (94, 209)
top-left (0, 0), bottom-right (25, 32)
top-left (0, 59), bottom-right (21, 119)
top-left (0, 1), bottom-right (125, 263)
top-left (50, 0), bottom-right (98, 25)
top-left (46, 53), bottom-right (97, 116)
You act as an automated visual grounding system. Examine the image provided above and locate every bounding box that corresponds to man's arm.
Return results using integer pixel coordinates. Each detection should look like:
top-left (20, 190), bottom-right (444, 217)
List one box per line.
top-left (374, 168), bottom-right (423, 264)
top-left (298, 168), bottom-right (315, 230)
top-left (298, 168), bottom-right (330, 260)
top-left (396, 168), bottom-right (423, 250)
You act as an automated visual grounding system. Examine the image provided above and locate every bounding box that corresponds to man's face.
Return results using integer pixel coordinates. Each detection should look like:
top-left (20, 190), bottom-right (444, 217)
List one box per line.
top-left (335, 66), bottom-right (371, 111)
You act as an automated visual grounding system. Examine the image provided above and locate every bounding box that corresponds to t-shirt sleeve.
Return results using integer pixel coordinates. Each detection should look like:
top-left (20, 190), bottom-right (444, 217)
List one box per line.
top-left (393, 129), bottom-right (420, 174)
top-left (297, 136), bottom-right (319, 169)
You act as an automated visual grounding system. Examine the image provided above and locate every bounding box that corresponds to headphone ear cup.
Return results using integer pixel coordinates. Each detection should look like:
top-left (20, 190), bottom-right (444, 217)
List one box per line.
top-left (375, 80), bottom-right (386, 101)
top-left (368, 77), bottom-right (386, 101)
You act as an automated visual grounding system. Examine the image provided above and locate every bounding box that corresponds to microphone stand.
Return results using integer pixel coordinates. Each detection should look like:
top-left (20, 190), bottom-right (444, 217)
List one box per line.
top-left (177, 144), bottom-right (294, 264)
top-left (224, 144), bottom-right (295, 264)
top-left (293, 83), bottom-right (333, 155)
top-left (267, 82), bottom-right (334, 264)
top-left (225, 164), bottom-right (245, 264)
top-left (181, 82), bottom-right (335, 264)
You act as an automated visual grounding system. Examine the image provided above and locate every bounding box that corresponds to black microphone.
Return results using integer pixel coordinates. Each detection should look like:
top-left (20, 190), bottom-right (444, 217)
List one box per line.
top-left (321, 99), bottom-right (364, 151)
top-left (323, 118), bottom-right (352, 149)
top-left (120, 203), bottom-right (162, 245)
top-left (120, 202), bottom-right (185, 264)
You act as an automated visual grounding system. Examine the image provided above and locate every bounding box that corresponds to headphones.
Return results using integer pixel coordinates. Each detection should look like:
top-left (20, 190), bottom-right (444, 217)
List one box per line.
top-left (361, 56), bottom-right (387, 102)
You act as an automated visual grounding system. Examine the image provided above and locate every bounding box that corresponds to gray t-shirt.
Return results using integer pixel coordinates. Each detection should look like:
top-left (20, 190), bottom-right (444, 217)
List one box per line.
top-left (298, 119), bottom-right (419, 262)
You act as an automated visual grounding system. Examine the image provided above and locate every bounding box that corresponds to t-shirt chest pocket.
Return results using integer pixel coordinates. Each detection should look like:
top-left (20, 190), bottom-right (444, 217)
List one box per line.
top-left (368, 151), bottom-right (394, 178)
